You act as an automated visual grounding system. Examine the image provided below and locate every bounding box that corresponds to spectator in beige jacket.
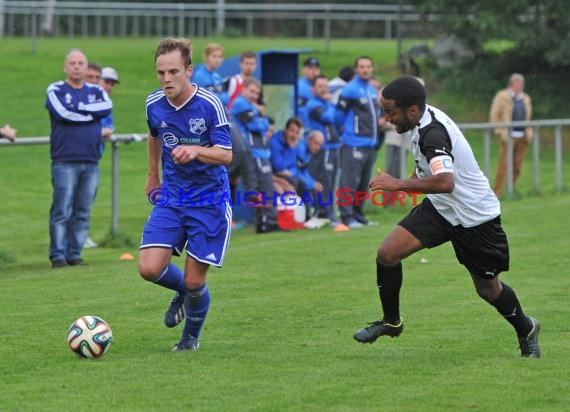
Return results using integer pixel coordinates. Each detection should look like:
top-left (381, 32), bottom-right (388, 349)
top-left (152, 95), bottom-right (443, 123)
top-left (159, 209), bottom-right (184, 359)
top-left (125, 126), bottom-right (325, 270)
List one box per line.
top-left (490, 73), bottom-right (532, 197)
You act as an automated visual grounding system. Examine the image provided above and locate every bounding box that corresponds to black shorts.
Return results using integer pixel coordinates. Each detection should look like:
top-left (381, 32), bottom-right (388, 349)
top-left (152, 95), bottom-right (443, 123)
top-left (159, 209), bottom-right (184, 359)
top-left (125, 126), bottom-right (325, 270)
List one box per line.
top-left (399, 198), bottom-right (510, 279)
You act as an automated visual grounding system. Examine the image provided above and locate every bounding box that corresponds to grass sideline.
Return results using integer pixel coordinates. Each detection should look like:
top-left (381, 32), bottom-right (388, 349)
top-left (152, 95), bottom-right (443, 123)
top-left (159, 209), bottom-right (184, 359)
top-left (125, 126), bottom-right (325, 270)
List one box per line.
top-left (1, 37), bottom-right (569, 411)
top-left (0, 180), bottom-right (569, 410)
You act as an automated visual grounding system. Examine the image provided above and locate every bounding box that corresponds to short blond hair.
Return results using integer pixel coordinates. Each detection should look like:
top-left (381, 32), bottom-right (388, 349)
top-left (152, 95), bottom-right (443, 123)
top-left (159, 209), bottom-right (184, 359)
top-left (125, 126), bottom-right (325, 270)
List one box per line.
top-left (204, 43), bottom-right (223, 58)
top-left (155, 38), bottom-right (192, 67)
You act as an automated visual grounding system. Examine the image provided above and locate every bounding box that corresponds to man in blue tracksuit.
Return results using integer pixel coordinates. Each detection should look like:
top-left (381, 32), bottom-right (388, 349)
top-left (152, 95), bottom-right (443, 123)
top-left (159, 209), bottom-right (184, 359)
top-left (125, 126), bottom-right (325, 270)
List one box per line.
top-left (335, 56), bottom-right (381, 228)
top-left (45, 49), bottom-right (112, 268)
top-left (231, 77), bottom-right (279, 233)
top-left (302, 74), bottom-right (341, 224)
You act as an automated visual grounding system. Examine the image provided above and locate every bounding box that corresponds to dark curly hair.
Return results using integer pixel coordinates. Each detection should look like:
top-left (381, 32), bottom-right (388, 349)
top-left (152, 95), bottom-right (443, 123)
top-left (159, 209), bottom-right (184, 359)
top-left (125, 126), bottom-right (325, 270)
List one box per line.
top-left (381, 76), bottom-right (426, 110)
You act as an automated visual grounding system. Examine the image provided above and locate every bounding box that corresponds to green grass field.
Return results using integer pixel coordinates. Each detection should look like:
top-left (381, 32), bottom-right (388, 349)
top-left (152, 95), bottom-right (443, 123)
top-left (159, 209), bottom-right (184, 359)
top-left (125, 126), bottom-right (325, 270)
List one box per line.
top-left (1, 37), bottom-right (570, 411)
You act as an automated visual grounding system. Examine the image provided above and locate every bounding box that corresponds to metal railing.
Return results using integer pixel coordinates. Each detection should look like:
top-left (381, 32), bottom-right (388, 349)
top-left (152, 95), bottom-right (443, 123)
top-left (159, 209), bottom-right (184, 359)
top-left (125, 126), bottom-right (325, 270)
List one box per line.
top-left (1, 1), bottom-right (423, 39)
top-left (1, 133), bottom-right (145, 235)
top-left (1, 119), bottom-right (568, 233)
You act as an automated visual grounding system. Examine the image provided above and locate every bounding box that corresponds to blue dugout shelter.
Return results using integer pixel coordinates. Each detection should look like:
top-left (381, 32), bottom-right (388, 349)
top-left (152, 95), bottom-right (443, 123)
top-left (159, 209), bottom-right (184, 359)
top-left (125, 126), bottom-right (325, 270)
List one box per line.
top-left (209, 48), bottom-right (311, 124)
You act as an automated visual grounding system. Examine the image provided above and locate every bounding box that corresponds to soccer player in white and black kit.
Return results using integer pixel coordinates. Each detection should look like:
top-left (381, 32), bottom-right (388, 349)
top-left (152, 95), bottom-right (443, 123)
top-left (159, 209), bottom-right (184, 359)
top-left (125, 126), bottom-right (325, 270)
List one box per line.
top-left (353, 76), bottom-right (540, 358)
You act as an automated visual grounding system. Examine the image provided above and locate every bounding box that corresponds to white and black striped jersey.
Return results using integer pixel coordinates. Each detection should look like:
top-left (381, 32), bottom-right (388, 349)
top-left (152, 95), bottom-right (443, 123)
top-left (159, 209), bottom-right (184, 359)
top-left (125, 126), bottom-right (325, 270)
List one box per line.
top-left (410, 105), bottom-right (500, 227)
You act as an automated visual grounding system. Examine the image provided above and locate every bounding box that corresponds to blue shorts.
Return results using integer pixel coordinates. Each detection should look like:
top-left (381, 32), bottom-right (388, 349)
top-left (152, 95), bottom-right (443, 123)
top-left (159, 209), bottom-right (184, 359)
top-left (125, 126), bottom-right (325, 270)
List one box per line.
top-left (140, 204), bottom-right (232, 267)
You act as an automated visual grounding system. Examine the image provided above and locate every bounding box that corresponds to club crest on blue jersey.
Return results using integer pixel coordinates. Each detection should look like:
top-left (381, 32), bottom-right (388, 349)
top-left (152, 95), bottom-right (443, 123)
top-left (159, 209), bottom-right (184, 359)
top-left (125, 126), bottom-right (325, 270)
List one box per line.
top-left (189, 118), bottom-right (207, 135)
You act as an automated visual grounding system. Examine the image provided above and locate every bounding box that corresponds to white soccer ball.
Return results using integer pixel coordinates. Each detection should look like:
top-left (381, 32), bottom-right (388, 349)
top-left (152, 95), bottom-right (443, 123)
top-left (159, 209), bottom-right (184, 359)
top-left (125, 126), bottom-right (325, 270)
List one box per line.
top-left (67, 315), bottom-right (113, 359)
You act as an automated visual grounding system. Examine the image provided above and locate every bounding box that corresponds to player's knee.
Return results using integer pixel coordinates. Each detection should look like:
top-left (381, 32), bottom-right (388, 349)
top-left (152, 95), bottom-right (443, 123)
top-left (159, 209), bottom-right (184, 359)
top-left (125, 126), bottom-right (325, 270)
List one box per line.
top-left (473, 278), bottom-right (501, 302)
top-left (184, 277), bottom-right (204, 290)
top-left (377, 246), bottom-right (401, 267)
top-left (138, 260), bottom-right (161, 281)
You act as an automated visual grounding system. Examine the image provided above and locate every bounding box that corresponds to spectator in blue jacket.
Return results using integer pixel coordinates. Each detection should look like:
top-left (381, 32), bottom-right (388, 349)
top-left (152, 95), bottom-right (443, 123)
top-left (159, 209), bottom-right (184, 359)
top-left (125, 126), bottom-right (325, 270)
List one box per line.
top-left (297, 130), bottom-right (325, 190)
top-left (231, 78), bottom-right (279, 233)
top-left (269, 117), bottom-right (303, 185)
top-left (302, 74), bottom-right (341, 224)
top-left (192, 43), bottom-right (227, 105)
top-left (270, 118), bottom-right (324, 220)
top-left (335, 56), bottom-right (381, 229)
top-left (269, 117), bottom-right (323, 192)
top-left (45, 49), bottom-right (112, 268)
top-left (297, 57), bottom-right (320, 108)
top-left (100, 67), bottom-right (120, 139)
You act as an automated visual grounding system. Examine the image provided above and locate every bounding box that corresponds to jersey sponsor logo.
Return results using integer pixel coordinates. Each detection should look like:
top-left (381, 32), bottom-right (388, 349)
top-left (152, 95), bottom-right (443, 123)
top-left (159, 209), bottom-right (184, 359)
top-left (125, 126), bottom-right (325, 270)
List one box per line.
top-left (163, 132), bottom-right (179, 148)
top-left (179, 137), bottom-right (202, 145)
top-left (189, 118), bottom-right (207, 135)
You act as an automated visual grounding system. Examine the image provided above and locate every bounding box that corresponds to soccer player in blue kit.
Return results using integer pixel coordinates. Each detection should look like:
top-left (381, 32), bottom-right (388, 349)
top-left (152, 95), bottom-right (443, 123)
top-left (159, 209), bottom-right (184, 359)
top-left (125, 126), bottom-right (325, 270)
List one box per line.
top-left (138, 38), bottom-right (232, 352)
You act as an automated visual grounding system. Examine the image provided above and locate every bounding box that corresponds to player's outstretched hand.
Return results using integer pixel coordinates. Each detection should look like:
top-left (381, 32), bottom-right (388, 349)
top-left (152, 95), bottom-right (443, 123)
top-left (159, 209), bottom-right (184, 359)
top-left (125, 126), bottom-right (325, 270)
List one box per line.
top-left (369, 169), bottom-right (400, 192)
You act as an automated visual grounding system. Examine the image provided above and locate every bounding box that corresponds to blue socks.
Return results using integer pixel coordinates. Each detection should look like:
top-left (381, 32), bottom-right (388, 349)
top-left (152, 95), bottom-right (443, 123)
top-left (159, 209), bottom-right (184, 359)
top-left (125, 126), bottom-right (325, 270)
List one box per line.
top-left (153, 263), bottom-right (185, 294)
top-left (154, 265), bottom-right (211, 339)
top-left (182, 284), bottom-right (210, 339)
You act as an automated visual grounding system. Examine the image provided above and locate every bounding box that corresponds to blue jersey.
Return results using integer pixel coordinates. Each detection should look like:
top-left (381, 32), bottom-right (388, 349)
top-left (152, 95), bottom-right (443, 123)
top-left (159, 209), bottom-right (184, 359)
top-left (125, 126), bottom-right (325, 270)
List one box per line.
top-left (191, 65), bottom-right (229, 106)
top-left (297, 77), bottom-right (313, 108)
top-left (146, 86), bottom-right (232, 206)
top-left (192, 65), bottom-right (223, 95)
top-left (335, 77), bottom-right (380, 148)
top-left (230, 95), bottom-right (270, 160)
top-left (45, 80), bottom-right (112, 163)
top-left (302, 95), bottom-right (341, 150)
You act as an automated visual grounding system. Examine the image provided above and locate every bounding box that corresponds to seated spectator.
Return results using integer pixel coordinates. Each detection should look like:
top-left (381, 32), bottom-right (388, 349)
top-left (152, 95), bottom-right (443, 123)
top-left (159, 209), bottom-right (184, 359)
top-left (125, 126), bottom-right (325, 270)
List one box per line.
top-left (303, 74), bottom-right (341, 224)
top-left (227, 50), bottom-right (265, 113)
top-left (269, 117), bottom-right (305, 188)
top-left (297, 131), bottom-right (326, 228)
top-left (230, 78), bottom-right (279, 233)
top-left (226, 117), bottom-right (258, 203)
top-left (269, 118), bottom-right (324, 221)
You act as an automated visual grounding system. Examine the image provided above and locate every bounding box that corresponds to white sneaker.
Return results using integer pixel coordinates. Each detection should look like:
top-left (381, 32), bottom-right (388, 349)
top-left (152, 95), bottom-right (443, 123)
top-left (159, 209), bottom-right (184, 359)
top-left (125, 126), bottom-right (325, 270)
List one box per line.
top-left (347, 220), bottom-right (365, 229)
top-left (84, 238), bottom-right (98, 248)
top-left (304, 217), bottom-right (330, 230)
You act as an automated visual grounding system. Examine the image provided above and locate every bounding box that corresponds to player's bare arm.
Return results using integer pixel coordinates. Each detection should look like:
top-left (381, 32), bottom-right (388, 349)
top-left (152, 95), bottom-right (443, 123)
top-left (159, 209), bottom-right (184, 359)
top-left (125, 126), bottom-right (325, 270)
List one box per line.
top-left (172, 145), bottom-right (232, 166)
top-left (145, 133), bottom-right (162, 194)
top-left (369, 170), bottom-right (454, 194)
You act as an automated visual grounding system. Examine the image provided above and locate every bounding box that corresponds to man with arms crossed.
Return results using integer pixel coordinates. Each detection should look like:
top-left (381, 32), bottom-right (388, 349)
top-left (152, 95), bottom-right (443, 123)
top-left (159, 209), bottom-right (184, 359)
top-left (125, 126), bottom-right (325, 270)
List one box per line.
top-left (138, 38), bottom-right (232, 352)
top-left (45, 49), bottom-right (112, 268)
top-left (353, 76), bottom-right (540, 358)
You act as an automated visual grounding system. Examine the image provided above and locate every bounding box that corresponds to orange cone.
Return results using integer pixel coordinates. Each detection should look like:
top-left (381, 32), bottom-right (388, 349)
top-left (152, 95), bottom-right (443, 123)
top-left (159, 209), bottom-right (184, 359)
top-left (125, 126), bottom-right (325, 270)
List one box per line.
top-left (334, 223), bottom-right (350, 232)
top-left (120, 253), bottom-right (135, 260)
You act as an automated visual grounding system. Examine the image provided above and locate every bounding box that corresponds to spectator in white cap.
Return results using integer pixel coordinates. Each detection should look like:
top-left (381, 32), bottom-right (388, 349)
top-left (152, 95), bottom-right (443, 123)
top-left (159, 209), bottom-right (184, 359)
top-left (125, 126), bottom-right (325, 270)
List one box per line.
top-left (99, 67), bottom-right (119, 139)
top-left (101, 67), bottom-right (119, 93)
top-left (83, 66), bottom-right (118, 250)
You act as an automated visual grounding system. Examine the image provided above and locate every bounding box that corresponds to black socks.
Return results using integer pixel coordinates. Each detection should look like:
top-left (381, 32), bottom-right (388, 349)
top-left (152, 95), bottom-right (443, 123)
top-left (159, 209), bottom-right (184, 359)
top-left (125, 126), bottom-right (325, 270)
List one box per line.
top-left (376, 261), bottom-right (403, 324)
top-left (491, 282), bottom-right (533, 337)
